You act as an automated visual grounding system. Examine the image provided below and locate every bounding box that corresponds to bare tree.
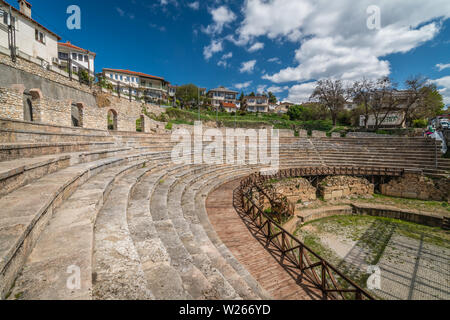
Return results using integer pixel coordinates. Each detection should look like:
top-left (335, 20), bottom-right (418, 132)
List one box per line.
top-left (402, 75), bottom-right (441, 127)
top-left (368, 77), bottom-right (402, 131)
top-left (349, 78), bottom-right (376, 129)
top-left (310, 79), bottom-right (347, 126)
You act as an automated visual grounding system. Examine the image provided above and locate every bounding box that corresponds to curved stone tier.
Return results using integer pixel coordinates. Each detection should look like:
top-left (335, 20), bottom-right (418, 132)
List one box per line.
top-left (0, 119), bottom-right (448, 300)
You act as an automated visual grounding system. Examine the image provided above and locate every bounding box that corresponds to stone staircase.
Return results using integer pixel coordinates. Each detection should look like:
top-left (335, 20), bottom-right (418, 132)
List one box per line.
top-left (1, 118), bottom-right (448, 300)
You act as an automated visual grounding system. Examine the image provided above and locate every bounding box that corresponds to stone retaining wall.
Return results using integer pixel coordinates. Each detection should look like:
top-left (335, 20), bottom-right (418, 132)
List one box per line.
top-left (380, 173), bottom-right (450, 202)
top-left (319, 176), bottom-right (374, 201)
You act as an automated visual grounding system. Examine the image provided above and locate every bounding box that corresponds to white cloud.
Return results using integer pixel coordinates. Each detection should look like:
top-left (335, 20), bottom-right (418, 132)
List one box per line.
top-left (232, 0), bottom-right (450, 86)
top-left (266, 86), bottom-right (289, 94)
top-left (218, 52), bottom-right (233, 68)
top-left (187, 1), bottom-right (199, 10)
top-left (203, 40), bottom-right (223, 60)
top-left (436, 63), bottom-right (450, 71)
top-left (240, 60), bottom-right (257, 73)
top-left (256, 85), bottom-right (267, 94)
top-left (202, 6), bottom-right (236, 35)
top-left (268, 57), bottom-right (281, 64)
top-left (287, 82), bottom-right (317, 104)
top-left (248, 42), bottom-right (265, 52)
top-left (222, 52), bottom-right (233, 59)
top-left (235, 81), bottom-right (253, 90)
top-left (431, 76), bottom-right (450, 105)
top-left (116, 7), bottom-right (125, 16)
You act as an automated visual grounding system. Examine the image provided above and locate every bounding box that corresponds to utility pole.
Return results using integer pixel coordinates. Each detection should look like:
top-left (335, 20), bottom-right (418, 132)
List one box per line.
top-left (198, 87), bottom-right (200, 121)
top-left (8, 6), bottom-right (16, 62)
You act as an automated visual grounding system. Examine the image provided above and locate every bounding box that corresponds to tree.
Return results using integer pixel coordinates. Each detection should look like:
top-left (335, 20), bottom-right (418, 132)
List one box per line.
top-left (367, 77), bottom-right (401, 131)
top-left (310, 79), bottom-right (347, 126)
top-left (248, 92), bottom-right (256, 97)
top-left (268, 91), bottom-right (277, 104)
top-left (176, 84), bottom-right (200, 109)
top-left (350, 78), bottom-right (376, 129)
top-left (402, 76), bottom-right (444, 126)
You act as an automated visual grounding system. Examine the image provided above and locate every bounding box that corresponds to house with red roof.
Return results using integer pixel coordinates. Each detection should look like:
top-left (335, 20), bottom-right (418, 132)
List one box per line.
top-left (0, 0), bottom-right (61, 66)
top-left (102, 68), bottom-right (170, 104)
top-left (58, 41), bottom-right (96, 75)
top-left (220, 101), bottom-right (238, 113)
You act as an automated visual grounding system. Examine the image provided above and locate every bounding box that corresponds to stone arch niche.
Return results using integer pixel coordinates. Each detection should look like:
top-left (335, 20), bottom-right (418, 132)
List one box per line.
top-left (23, 91), bottom-right (34, 122)
top-left (107, 109), bottom-right (118, 131)
top-left (71, 103), bottom-right (84, 127)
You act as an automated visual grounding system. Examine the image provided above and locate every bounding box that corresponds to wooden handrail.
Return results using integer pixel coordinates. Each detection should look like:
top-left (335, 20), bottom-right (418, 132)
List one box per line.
top-left (237, 172), bottom-right (377, 300)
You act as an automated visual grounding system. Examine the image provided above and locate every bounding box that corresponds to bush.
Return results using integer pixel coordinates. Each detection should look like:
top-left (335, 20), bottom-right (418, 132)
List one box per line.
top-left (412, 119), bottom-right (428, 128)
top-left (165, 122), bottom-right (173, 130)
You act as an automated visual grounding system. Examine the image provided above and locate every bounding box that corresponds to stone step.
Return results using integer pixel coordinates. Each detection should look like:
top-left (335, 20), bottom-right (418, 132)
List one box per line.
top-left (179, 166), bottom-right (273, 300)
top-left (166, 165), bottom-right (262, 300)
top-left (0, 142), bottom-right (117, 161)
top-left (92, 164), bottom-right (162, 300)
top-left (0, 150), bottom-right (175, 299)
top-left (148, 164), bottom-right (238, 299)
top-left (127, 164), bottom-right (194, 300)
top-left (0, 147), bottom-right (133, 197)
top-left (6, 159), bottom-right (161, 300)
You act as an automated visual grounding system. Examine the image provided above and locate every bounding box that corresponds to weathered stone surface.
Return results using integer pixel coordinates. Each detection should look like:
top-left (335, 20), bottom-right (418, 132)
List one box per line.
top-left (381, 173), bottom-right (450, 202)
top-left (319, 175), bottom-right (374, 201)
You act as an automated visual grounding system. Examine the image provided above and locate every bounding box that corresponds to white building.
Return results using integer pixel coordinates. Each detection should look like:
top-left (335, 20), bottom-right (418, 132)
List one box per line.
top-left (207, 87), bottom-right (238, 108)
top-left (102, 68), bottom-right (169, 103)
top-left (58, 41), bottom-right (95, 75)
top-left (245, 95), bottom-right (269, 113)
top-left (0, 0), bottom-right (60, 66)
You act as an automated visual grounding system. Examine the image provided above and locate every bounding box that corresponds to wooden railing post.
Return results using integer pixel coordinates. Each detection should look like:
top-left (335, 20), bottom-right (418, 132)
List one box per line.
top-left (322, 261), bottom-right (327, 299)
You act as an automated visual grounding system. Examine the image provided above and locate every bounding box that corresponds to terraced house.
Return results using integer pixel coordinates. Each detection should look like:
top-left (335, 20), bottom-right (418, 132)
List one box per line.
top-left (57, 41), bottom-right (96, 75)
top-left (207, 86), bottom-right (238, 108)
top-left (102, 68), bottom-right (170, 104)
top-left (245, 95), bottom-right (269, 113)
top-left (0, 0), bottom-right (60, 66)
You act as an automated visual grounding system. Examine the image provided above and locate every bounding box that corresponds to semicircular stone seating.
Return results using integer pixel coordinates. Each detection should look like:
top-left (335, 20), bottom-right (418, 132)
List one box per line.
top-left (1, 117), bottom-right (449, 300)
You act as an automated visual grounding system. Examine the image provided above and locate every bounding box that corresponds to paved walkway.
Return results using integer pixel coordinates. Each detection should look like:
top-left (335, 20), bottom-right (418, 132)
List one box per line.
top-left (205, 179), bottom-right (322, 300)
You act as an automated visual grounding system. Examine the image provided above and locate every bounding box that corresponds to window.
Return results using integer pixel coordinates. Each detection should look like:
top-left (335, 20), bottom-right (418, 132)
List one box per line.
top-left (126, 77), bottom-right (129, 82)
top-left (120, 75), bottom-right (123, 81)
top-left (58, 52), bottom-right (69, 60)
top-left (78, 54), bottom-right (83, 61)
top-left (35, 29), bottom-right (46, 44)
top-left (0, 9), bottom-right (6, 25)
top-left (84, 55), bottom-right (88, 62)
top-left (115, 74), bottom-right (118, 80)
top-left (72, 53), bottom-right (77, 60)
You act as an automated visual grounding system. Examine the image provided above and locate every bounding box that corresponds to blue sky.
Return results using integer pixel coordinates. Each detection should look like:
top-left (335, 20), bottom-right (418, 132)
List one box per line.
top-left (8, 0), bottom-right (450, 105)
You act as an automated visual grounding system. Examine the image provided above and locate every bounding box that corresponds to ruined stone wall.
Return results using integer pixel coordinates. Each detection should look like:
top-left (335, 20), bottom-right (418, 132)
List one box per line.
top-left (319, 176), bottom-right (374, 201)
top-left (380, 173), bottom-right (450, 202)
top-left (270, 178), bottom-right (317, 204)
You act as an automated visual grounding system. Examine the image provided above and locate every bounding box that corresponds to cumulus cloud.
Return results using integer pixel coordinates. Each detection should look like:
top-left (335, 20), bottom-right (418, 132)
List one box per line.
top-left (232, 0), bottom-right (450, 84)
top-left (248, 42), bottom-right (265, 52)
top-left (431, 76), bottom-right (450, 105)
top-left (235, 81), bottom-right (253, 90)
top-left (436, 63), bottom-right (450, 71)
top-left (203, 40), bottom-right (223, 60)
top-left (240, 60), bottom-right (257, 73)
top-left (218, 52), bottom-right (233, 68)
top-left (202, 6), bottom-right (236, 35)
top-left (287, 82), bottom-right (317, 104)
top-left (268, 57), bottom-right (281, 64)
top-left (187, 1), bottom-right (199, 10)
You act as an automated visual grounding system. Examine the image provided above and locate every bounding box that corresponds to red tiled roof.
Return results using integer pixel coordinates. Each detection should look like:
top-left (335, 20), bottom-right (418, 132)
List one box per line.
top-left (221, 102), bottom-right (237, 108)
top-left (103, 68), bottom-right (166, 82)
top-left (0, 0), bottom-right (61, 40)
top-left (58, 41), bottom-right (96, 57)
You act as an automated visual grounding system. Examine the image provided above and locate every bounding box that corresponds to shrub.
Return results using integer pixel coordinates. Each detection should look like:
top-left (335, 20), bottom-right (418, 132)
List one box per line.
top-left (165, 122), bottom-right (173, 130)
top-left (412, 119), bottom-right (428, 128)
